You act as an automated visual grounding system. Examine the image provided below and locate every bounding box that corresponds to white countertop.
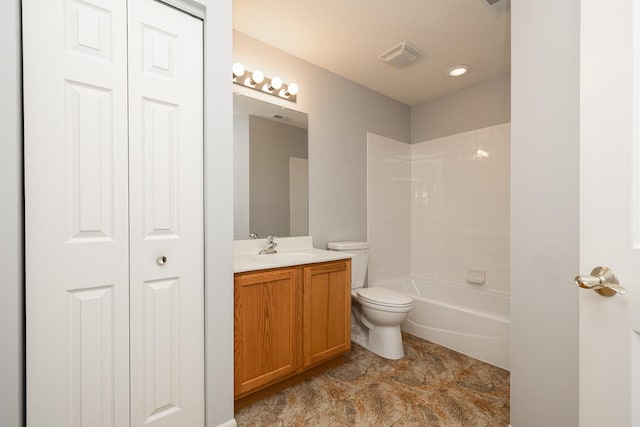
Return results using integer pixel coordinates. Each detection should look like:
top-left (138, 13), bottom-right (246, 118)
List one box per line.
top-left (234, 236), bottom-right (354, 273)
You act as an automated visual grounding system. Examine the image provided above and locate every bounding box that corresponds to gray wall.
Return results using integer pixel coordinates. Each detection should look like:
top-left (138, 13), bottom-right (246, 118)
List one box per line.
top-left (411, 73), bottom-right (511, 143)
top-left (511, 1), bottom-right (579, 425)
top-left (0, 0), bottom-right (23, 425)
top-left (234, 31), bottom-right (411, 249)
top-left (249, 116), bottom-right (308, 238)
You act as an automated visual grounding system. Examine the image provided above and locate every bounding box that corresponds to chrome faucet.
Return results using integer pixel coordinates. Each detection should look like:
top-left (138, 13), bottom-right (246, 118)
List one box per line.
top-left (259, 236), bottom-right (278, 254)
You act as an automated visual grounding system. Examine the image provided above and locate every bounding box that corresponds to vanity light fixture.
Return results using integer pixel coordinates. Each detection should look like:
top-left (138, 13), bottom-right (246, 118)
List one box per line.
top-left (232, 63), bottom-right (298, 102)
top-left (448, 65), bottom-right (470, 77)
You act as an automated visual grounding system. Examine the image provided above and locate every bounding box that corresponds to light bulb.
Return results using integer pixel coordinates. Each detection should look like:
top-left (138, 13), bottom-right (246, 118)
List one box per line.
top-left (269, 77), bottom-right (283, 91)
top-left (287, 83), bottom-right (299, 96)
top-left (448, 65), bottom-right (470, 77)
top-left (232, 62), bottom-right (245, 78)
top-left (281, 83), bottom-right (299, 98)
top-left (251, 69), bottom-right (264, 85)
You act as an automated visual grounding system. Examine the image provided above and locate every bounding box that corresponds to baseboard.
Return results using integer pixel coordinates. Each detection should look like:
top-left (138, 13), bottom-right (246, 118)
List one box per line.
top-left (216, 418), bottom-right (237, 427)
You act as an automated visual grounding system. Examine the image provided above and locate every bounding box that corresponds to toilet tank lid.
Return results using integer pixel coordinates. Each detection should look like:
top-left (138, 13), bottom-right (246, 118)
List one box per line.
top-left (327, 241), bottom-right (369, 251)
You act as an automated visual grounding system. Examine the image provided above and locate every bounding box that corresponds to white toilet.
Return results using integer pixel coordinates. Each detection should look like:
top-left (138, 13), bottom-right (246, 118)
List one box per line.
top-left (328, 241), bottom-right (414, 360)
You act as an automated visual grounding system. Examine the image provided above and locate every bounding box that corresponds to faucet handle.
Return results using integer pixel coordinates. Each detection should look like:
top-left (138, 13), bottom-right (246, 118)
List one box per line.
top-left (258, 236), bottom-right (278, 254)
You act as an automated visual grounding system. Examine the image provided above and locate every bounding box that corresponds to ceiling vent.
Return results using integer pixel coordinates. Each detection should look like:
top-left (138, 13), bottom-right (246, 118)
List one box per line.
top-left (377, 42), bottom-right (423, 68)
top-left (483, 0), bottom-right (510, 16)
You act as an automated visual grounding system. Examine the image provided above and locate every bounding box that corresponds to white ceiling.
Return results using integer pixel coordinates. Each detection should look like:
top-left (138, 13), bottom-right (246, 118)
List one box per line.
top-left (233, 0), bottom-right (511, 106)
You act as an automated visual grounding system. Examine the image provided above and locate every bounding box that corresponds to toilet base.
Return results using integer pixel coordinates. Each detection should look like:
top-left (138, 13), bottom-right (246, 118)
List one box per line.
top-left (366, 324), bottom-right (405, 359)
top-left (350, 311), bottom-right (405, 360)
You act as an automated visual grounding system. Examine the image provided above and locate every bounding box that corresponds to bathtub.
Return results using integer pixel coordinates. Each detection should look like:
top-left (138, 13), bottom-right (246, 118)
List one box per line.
top-left (375, 277), bottom-right (510, 369)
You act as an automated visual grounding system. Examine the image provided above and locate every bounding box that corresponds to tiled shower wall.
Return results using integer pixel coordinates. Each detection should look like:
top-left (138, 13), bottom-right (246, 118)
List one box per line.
top-left (366, 133), bottom-right (411, 285)
top-left (411, 123), bottom-right (510, 294)
top-left (367, 123), bottom-right (510, 295)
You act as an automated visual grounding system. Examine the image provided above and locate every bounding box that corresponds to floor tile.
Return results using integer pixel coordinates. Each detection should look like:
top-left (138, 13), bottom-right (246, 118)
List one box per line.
top-left (235, 333), bottom-right (510, 426)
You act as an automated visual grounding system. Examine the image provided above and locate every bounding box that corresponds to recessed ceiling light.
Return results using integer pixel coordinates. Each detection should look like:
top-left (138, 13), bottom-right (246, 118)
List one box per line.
top-left (448, 65), bottom-right (470, 77)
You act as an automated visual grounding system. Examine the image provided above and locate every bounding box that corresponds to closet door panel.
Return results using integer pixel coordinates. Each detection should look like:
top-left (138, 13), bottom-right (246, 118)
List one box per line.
top-left (128, 1), bottom-right (205, 426)
top-left (23, 0), bottom-right (130, 425)
top-left (141, 98), bottom-right (180, 238)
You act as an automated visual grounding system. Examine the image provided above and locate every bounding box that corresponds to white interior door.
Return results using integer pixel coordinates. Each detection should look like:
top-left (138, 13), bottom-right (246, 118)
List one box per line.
top-left (579, 0), bottom-right (640, 425)
top-left (128, 1), bottom-right (204, 425)
top-left (23, 0), bottom-right (130, 425)
top-left (25, 0), bottom-right (204, 425)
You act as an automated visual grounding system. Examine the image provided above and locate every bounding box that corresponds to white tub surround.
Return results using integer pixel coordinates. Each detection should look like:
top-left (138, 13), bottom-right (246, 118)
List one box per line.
top-left (367, 124), bottom-right (510, 295)
top-left (411, 124), bottom-right (510, 294)
top-left (233, 236), bottom-right (353, 272)
top-left (366, 133), bottom-right (411, 285)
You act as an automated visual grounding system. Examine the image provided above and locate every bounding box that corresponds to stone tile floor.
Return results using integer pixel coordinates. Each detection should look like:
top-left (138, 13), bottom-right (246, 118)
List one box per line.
top-left (235, 333), bottom-right (510, 426)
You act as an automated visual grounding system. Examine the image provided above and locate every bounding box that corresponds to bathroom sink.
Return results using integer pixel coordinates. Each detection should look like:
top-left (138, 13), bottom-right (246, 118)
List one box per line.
top-left (250, 252), bottom-right (317, 264)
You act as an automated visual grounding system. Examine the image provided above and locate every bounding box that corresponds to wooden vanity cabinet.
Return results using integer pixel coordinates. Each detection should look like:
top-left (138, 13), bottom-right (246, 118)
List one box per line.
top-left (234, 267), bottom-right (302, 397)
top-left (234, 259), bottom-right (351, 405)
top-left (302, 261), bottom-right (351, 367)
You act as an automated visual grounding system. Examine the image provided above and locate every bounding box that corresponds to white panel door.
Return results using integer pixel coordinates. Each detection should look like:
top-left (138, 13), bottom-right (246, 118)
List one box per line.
top-left (579, 0), bottom-right (640, 425)
top-left (23, 0), bottom-right (130, 425)
top-left (127, 1), bottom-right (205, 426)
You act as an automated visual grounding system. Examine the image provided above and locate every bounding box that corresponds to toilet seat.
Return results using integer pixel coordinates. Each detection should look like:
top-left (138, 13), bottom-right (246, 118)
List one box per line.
top-left (356, 287), bottom-right (413, 309)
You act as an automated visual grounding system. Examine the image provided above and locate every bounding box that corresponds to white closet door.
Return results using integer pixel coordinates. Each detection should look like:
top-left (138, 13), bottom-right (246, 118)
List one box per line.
top-left (127, 1), bottom-right (205, 426)
top-left (23, 0), bottom-right (130, 425)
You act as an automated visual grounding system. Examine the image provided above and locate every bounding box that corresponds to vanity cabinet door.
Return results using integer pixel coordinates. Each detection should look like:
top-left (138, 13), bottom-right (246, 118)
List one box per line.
top-left (302, 260), bottom-right (351, 368)
top-left (234, 268), bottom-right (302, 397)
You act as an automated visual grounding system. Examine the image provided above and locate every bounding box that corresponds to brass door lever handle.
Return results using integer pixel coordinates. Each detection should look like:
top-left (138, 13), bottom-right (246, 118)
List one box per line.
top-left (575, 266), bottom-right (627, 297)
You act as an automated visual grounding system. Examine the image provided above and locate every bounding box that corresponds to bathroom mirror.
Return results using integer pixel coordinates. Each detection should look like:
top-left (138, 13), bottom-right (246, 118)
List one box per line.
top-left (233, 94), bottom-right (309, 239)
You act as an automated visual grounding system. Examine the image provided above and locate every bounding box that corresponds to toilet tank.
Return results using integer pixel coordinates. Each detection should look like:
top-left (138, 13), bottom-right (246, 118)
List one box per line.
top-left (327, 241), bottom-right (369, 289)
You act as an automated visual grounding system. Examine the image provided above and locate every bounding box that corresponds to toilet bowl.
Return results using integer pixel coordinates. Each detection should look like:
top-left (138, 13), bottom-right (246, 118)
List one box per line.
top-left (328, 241), bottom-right (414, 360)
